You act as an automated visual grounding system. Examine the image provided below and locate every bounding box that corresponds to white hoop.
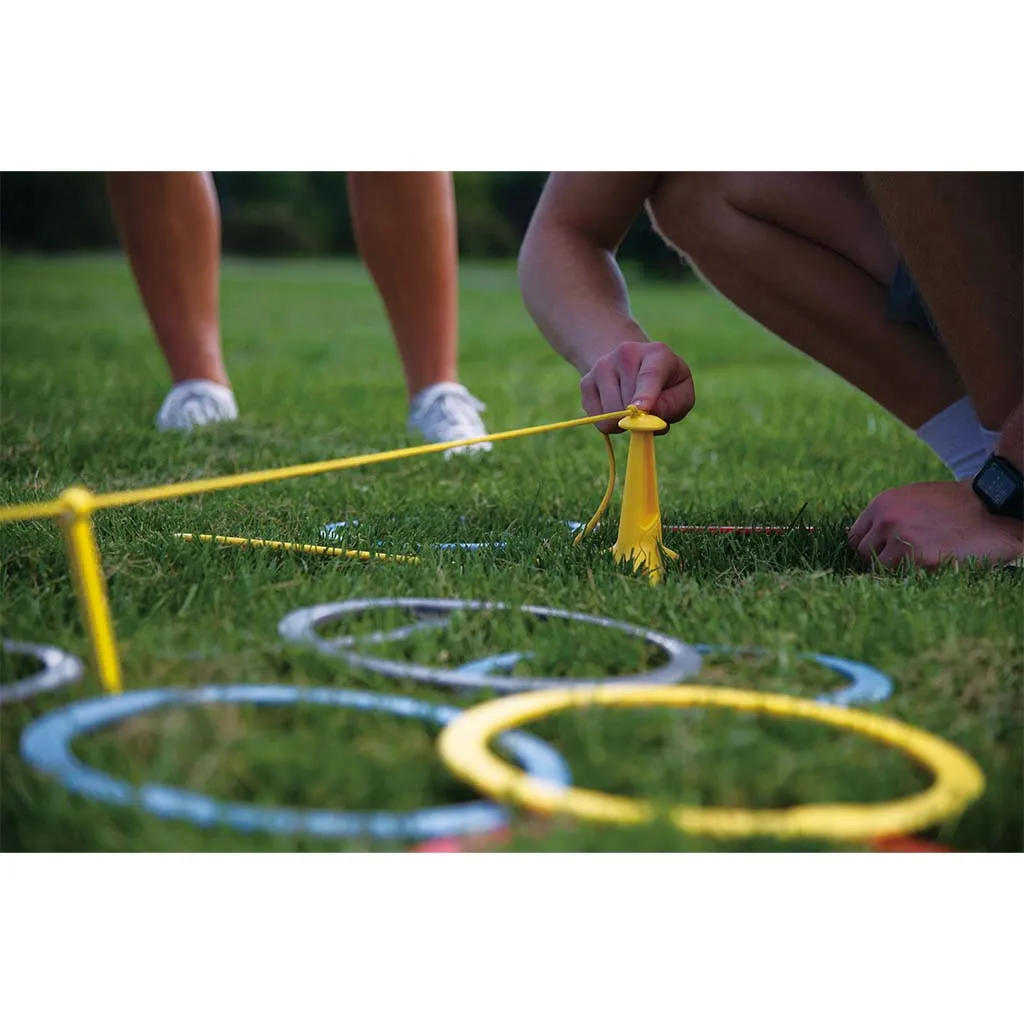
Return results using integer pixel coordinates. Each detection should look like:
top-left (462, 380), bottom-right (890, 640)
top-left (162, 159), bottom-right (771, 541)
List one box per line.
top-left (278, 598), bottom-right (703, 693)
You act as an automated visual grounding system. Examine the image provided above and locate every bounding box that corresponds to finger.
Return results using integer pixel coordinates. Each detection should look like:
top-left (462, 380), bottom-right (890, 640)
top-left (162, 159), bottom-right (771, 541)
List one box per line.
top-left (650, 376), bottom-right (696, 427)
top-left (848, 509), bottom-right (873, 549)
top-left (876, 540), bottom-right (907, 570)
top-left (630, 347), bottom-right (683, 413)
top-left (916, 544), bottom-right (954, 571)
top-left (580, 374), bottom-right (602, 417)
top-left (863, 529), bottom-right (914, 570)
top-left (856, 524), bottom-right (885, 564)
top-left (593, 362), bottom-right (629, 434)
top-left (580, 376), bottom-right (619, 435)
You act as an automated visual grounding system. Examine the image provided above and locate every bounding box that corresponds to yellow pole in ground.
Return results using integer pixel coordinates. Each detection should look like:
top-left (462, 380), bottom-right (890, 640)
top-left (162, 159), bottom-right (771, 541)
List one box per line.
top-left (610, 411), bottom-right (678, 584)
top-left (58, 487), bottom-right (123, 693)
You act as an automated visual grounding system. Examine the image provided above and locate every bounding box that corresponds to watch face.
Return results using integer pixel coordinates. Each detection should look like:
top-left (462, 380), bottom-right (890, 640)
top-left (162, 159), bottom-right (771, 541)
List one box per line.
top-left (977, 461), bottom-right (1018, 507)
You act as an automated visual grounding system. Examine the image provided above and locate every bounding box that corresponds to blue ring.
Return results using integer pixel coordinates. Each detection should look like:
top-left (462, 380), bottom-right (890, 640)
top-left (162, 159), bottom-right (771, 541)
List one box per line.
top-left (19, 685), bottom-right (571, 840)
top-left (453, 652), bottom-right (530, 676)
top-left (453, 645), bottom-right (890, 705)
top-left (693, 645), bottom-right (892, 705)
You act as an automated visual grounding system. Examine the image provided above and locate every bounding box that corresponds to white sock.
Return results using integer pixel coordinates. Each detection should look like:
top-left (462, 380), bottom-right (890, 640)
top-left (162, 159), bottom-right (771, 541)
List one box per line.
top-left (915, 396), bottom-right (989, 480)
top-left (979, 426), bottom-right (1002, 457)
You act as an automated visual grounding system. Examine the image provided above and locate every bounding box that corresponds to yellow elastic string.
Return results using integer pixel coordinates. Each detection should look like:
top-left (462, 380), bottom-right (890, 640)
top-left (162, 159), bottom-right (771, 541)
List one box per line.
top-left (574, 433), bottom-right (616, 546)
top-left (0, 408), bottom-right (632, 522)
top-left (0, 409), bottom-right (634, 691)
top-left (573, 407), bottom-right (648, 546)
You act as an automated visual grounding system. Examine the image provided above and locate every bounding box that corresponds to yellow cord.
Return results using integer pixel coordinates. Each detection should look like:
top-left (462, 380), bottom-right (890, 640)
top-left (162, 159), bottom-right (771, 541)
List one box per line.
top-left (0, 408), bottom-right (634, 693)
top-left (574, 433), bottom-right (616, 546)
top-left (0, 408), bottom-right (632, 523)
top-left (572, 408), bottom-right (646, 546)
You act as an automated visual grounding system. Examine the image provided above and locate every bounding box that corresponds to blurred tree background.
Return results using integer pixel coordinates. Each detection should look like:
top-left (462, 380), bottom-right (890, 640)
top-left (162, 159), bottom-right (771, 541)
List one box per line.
top-left (0, 172), bottom-right (691, 279)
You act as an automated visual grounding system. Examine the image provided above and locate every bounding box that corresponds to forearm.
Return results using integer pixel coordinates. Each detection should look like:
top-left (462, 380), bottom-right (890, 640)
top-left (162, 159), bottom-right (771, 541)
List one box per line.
top-left (518, 222), bottom-right (649, 375)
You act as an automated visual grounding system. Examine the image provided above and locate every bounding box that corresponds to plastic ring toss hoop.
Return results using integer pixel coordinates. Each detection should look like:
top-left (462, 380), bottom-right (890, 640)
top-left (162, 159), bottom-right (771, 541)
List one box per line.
top-left (0, 639), bottom-right (84, 705)
top-left (20, 685), bottom-right (571, 841)
top-left (278, 598), bottom-right (702, 693)
top-left (437, 684), bottom-right (986, 842)
top-left (693, 644), bottom-right (892, 706)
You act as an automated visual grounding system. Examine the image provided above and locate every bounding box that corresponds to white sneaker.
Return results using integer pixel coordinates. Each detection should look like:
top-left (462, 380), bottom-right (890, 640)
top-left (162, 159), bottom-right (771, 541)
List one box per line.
top-left (407, 382), bottom-right (492, 458)
top-left (155, 380), bottom-right (239, 432)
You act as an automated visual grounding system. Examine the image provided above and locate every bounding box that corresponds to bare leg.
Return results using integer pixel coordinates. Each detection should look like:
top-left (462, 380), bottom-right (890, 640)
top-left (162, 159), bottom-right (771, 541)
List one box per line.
top-left (106, 171), bottom-right (229, 387)
top-left (647, 172), bottom-right (965, 429)
top-left (843, 172), bottom-right (1023, 569)
top-left (347, 172), bottom-right (459, 400)
top-left (863, 172), bottom-right (1023, 435)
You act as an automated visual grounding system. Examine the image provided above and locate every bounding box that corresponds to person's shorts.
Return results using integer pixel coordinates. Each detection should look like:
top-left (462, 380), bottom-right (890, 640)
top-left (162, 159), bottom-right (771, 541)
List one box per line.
top-left (886, 261), bottom-right (939, 339)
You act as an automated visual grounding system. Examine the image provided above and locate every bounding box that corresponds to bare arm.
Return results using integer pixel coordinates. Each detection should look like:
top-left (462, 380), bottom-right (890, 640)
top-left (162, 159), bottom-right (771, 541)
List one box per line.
top-left (519, 173), bottom-right (695, 432)
top-left (518, 172), bottom-right (659, 373)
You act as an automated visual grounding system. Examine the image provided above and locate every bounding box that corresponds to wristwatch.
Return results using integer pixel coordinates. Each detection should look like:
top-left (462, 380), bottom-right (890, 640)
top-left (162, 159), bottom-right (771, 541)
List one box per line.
top-left (973, 455), bottom-right (1024, 520)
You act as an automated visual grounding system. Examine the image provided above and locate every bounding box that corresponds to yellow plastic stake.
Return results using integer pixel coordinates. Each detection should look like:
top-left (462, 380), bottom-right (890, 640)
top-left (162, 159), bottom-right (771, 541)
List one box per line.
top-left (58, 487), bottom-right (122, 694)
top-left (610, 410), bottom-right (677, 584)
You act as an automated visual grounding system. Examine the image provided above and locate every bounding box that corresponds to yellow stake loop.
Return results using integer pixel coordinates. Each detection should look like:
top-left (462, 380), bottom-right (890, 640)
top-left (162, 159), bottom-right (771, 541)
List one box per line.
top-left (610, 409), bottom-right (677, 584)
top-left (58, 487), bottom-right (123, 694)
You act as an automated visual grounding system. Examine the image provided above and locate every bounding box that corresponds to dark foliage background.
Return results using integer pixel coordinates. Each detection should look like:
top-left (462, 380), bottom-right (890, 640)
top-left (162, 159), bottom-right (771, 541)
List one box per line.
top-left (0, 172), bottom-right (691, 279)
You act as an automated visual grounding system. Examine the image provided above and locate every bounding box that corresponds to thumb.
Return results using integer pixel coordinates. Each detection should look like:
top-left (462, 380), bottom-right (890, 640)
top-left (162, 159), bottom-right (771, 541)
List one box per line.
top-left (630, 355), bottom-right (669, 411)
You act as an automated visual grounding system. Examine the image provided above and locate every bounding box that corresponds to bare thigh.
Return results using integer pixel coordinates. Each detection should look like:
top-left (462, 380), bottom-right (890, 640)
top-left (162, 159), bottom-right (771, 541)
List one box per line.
top-left (649, 172), bottom-right (899, 288)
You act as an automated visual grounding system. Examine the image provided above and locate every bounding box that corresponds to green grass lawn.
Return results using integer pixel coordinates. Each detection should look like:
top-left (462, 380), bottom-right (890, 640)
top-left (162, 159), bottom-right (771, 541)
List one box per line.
top-left (1, 254), bottom-right (1020, 852)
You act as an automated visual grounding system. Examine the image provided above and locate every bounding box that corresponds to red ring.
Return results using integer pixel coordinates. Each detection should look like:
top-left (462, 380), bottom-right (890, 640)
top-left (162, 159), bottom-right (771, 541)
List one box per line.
top-left (412, 827), bottom-right (512, 853)
top-left (870, 835), bottom-right (953, 852)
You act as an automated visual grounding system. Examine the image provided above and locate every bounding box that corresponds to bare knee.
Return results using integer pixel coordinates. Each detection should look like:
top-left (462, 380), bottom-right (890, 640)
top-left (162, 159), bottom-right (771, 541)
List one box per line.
top-left (647, 172), bottom-right (766, 260)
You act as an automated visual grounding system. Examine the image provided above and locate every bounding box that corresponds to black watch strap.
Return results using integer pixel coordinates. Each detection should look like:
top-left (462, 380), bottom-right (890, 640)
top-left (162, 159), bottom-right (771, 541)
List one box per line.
top-left (973, 455), bottom-right (1024, 520)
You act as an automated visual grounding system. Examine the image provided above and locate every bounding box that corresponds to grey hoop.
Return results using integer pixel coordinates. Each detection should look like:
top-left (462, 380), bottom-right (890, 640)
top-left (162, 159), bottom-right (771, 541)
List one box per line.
top-left (278, 598), bottom-right (702, 692)
top-left (1, 639), bottom-right (85, 705)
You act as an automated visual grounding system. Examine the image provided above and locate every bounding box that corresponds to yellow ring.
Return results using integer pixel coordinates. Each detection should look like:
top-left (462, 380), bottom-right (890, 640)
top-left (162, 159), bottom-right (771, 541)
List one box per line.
top-left (437, 684), bottom-right (986, 841)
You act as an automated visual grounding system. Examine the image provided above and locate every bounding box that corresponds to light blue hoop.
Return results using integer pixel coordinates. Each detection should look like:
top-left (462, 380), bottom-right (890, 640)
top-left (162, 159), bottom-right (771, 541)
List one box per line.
top-left (320, 518), bottom-right (589, 551)
top-left (454, 647), bottom-right (890, 704)
top-left (20, 685), bottom-right (571, 840)
top-left (321, 521), bottom-right (506, 552)
top-left (693, 645), bottom-right (892, 706)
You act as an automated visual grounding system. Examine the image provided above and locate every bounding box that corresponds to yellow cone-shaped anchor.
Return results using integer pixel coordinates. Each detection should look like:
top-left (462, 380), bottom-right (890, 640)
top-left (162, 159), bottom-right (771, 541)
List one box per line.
top-left (611, 410), bottom-right (678, 584)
